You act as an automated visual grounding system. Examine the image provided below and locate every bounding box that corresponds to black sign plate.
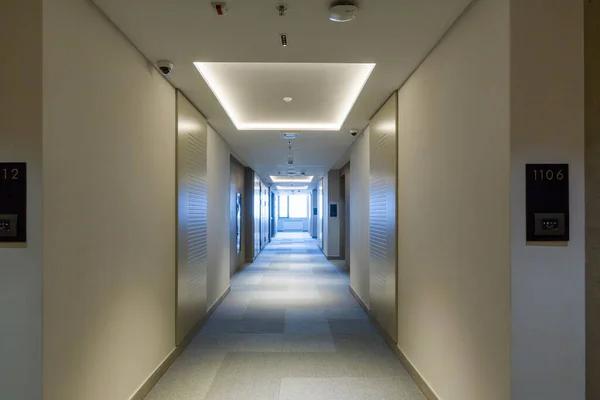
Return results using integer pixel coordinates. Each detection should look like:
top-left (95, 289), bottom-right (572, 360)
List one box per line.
top-left (330, 204), bottom-right (338, 218)
top-left (526, 164), bottom-right (569, 242)
top-left (0, 163), bottom-right (27, 242)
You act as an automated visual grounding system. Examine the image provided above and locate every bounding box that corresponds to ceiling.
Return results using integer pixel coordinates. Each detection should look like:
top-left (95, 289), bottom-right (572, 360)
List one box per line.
top-left (94, 0), bottom-right (472, 188)
top-left (193, 62), bottom-right (375, 131)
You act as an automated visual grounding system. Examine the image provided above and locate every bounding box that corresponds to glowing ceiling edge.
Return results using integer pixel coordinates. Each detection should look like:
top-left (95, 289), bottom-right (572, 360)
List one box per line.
top-left (193, 62), bottom-right (376, 131)
top-left (270, 176), bottom-right (314, 183)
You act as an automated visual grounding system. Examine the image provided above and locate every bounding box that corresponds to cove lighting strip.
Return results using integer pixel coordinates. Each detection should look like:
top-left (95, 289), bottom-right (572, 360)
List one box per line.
top-left (270, 175), bottom-right (314, 183)
top-left (193, 62), bottom-right (376, 131)
top-left (277, 185), bottom-right (309, 191)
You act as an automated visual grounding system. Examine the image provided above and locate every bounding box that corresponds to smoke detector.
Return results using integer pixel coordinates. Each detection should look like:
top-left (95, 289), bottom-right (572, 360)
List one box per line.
top-left (329, 3), bottom-right (358, 22)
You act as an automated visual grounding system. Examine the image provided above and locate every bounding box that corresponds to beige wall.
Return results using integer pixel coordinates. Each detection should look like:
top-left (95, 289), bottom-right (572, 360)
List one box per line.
top-left (207, 125), bottom-right (231, 307)
top-left (396, 0), bottom-right (511, 399)
top-left (349, 128), bottom-right (370, 307)
top-left (42, 0), bottom-right (176, 399)
top-left (586, 1), bottom-right (600, 398)
top-left (0, 1), bottom-right (43, 398)
top-left (510, 0), bottom-right (585, 398)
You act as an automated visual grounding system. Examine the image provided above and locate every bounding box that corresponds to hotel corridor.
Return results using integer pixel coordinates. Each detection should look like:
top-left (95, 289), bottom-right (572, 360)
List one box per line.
top-left (145, 232), bottom-right (424, 400)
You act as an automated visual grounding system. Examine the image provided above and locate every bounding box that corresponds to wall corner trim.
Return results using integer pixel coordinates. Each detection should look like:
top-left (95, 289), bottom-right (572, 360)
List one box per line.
top-left (129, 286), bottom-right (231, 400)
top-left (349, 287), bottom-right (439, 400)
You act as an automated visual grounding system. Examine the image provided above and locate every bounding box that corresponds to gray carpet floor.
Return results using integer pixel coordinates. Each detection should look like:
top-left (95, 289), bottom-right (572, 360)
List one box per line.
top-left (145, 232), bottom-right (425, 400)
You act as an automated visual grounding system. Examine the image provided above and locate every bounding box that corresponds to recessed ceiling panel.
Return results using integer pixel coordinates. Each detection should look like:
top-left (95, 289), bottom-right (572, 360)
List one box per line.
top-left (277, 185), bottom-right (309, 191)
top-left (194, 62), bottom-right (375, 131)
top-left (270, 175), bottom-right (314, 183)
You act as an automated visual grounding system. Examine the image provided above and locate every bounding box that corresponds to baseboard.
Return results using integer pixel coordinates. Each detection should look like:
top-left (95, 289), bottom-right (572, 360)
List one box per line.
top-left (129, 347), bottom-right (179, 400)
top-left (233, 262), bottom-right (252, 276)
top-left (391, 346), bottom-right (440, 400)
top-left (349, 287), bottom-right (397, 348)
top-left (348, 286), bottom-right (438, 400)
top-left (349, 285), bottom-right (369, 314)
top-left (208, 286), bottom-right (231, 315)
top-left (130, 286), bottom-right (231, 400)
top-left (179, 286), bottom-right (231, 349)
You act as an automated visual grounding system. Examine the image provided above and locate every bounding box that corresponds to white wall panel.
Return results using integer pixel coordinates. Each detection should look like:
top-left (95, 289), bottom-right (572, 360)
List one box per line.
top-left (369, 93), bottom-right (398, 343)
top-left (230, 157), bottom-right (245, 275)
top-left (510, 0), bottom-right (585, 398)
top-left (207, 125), bottom-right (231, 308)
top-left (396, 0), bottom-right (511, 398)
top-left (253, 174), bottom-right (261, 257)
top-left (585, 3), bottom-right (600, 397)
top-left (327, 169), bottom-right (341, 258)
top-left (43, 1), bottom-right (177, 398)
top-left (261, 182), bottom-right (270, 248)
top-left (0, 2), bottom-right (43, 398)
top-left (349, 128), bottom-right (370, 307)
top-left (177, 92), bottom-right (208, 345)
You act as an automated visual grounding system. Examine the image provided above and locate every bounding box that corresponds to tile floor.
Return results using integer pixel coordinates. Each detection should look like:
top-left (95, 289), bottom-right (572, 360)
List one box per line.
top-left (145, 232), bottom-right (425, 400)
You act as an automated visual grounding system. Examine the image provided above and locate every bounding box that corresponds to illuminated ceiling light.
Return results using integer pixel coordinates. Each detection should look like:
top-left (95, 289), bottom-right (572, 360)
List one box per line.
top-left (271, 175), bottom-right (314, 183)
top-left (277, 185), bottom-right (308, 190)
top-left (238, 122), bottom-right (340, 131)
top-left (283, 97), bottom-right (293, 103)
top-left (192, 62), bottom-right (376, 131)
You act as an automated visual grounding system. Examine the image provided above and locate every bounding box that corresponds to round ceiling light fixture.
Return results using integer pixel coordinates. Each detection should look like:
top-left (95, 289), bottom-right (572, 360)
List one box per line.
top-left (329, 3), bottom-right (358, 22)
top-left (283, 97), bottom-right (293, 103)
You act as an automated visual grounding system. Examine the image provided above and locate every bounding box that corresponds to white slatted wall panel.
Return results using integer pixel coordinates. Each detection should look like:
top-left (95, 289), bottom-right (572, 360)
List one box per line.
top-left (369, 93), bottom-right (398, 343)
top-left (177, 92), bottom-right (208, 344)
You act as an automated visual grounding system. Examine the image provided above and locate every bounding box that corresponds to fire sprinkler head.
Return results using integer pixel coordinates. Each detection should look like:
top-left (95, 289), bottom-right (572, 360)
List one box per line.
top-left (276, 3), bottom-right (288, 16)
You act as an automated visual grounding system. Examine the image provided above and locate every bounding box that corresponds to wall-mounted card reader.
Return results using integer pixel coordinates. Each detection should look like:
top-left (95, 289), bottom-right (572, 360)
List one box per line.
top-left (526, 164), bottom-right (569, 243)
top-left (0, 215), bottom-right (17, 238)
top-left (329, 203), bottom-right (338, 218)
top-left (0, 163), bottom-right (27, 243)
top-left (534, 213), bottom-right (565, 237)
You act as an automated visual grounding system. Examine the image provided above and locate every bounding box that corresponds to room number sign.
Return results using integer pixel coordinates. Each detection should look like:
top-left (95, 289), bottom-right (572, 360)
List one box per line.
top-left (525, 164), bottom-right (569, 243)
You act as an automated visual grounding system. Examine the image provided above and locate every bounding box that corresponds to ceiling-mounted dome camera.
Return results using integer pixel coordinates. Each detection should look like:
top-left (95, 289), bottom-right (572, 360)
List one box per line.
top-left (350, 129), bottom-right (358, 137)
top-left (156, 60), bottom-right (174, 75)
